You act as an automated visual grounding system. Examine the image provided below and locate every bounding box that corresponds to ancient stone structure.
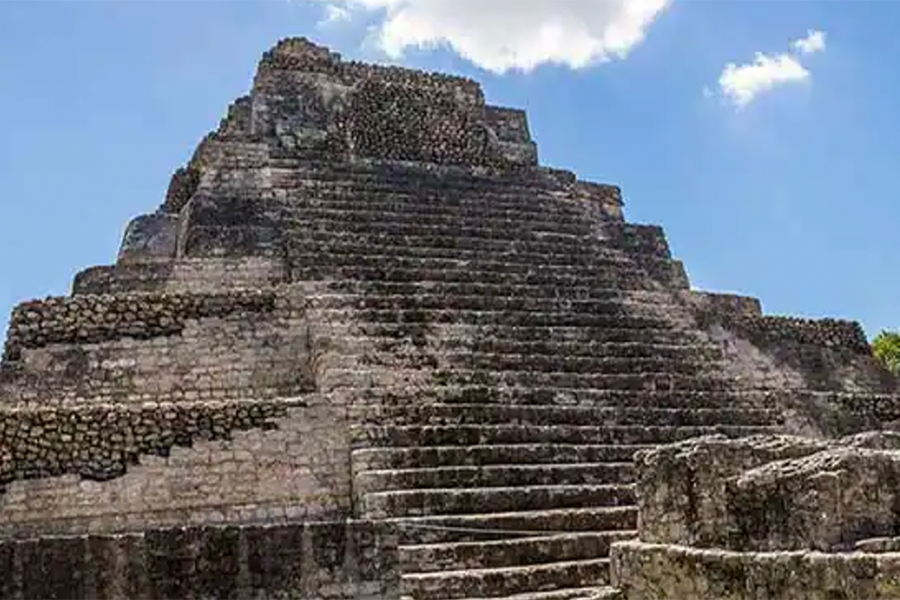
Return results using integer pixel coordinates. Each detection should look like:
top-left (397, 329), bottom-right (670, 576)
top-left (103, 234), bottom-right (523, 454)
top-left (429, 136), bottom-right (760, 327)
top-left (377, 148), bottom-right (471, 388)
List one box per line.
top-left (0, 37), bottom-right (898, 599)
top-left (611, 433), bottom-right (900, 599)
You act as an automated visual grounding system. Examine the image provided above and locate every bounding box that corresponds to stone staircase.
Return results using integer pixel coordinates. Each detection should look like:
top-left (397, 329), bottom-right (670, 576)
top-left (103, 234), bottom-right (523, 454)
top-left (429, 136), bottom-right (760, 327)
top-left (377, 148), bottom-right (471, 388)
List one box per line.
top-left (264, 162), bottom-right (787, 600)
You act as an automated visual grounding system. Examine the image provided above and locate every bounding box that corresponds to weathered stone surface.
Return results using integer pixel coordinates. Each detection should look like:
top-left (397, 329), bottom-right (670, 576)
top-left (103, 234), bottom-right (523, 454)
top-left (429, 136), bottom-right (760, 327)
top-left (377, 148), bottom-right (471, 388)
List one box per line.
top-left (117, 213), bottom-right (180, 264)
top-left (2, 35), bottom-right (900, 600)
top-left (635, 432), bottom-right (900, 552)
top-left (611, 540), bottom-right (900, 600)
top-left (733, 445), bottom-right (900, 552)
top-left (0, 521), bottom-right (400, 600)
top-left (618, 431), bottom-right (900, 599)
top-left (634, 434), bottom-right (831, 549)
top-left (2, 289), bottom-right (276, 360)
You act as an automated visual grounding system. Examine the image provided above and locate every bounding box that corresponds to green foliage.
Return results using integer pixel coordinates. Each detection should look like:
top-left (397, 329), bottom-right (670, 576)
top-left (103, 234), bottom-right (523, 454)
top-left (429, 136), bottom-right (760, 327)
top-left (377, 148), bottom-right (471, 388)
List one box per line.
top-left (872, 330), bottom-right (900, 375)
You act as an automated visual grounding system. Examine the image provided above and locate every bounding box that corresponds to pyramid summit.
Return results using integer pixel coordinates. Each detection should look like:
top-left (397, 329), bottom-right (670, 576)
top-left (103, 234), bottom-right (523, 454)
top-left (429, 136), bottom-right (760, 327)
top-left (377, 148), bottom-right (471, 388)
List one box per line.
top-left (1, 37), bottom-right (899, 599)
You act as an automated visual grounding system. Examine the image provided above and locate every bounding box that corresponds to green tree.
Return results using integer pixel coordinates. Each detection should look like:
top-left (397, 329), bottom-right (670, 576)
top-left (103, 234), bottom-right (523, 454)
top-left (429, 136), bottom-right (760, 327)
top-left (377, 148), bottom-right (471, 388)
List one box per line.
top-left (872, 331), bottom-right (900, 375)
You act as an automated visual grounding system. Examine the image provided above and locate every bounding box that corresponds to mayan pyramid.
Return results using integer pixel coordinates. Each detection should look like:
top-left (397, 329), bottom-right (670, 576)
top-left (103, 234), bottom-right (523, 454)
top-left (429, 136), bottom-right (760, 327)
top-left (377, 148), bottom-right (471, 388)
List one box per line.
top-left (0, 37), bottom-right (898, 599)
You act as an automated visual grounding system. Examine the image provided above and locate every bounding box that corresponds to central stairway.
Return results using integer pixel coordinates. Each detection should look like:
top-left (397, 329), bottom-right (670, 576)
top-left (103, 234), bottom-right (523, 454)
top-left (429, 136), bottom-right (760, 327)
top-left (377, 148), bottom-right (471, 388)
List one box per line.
top-left (272, 160), bottom-right (788, 600)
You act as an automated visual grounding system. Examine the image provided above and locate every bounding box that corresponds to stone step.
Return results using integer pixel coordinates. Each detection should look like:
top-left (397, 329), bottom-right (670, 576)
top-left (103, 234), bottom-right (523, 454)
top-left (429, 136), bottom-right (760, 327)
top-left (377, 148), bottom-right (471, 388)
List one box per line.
top-left (278, 185), bottom-right (593, 214)
top-left (356, 404), bottom-right (782, 428)
top-left (270, 160), bottom-right (561, 181)
top-left (324, 368), bottom-right (739, 392)
top-left (404, 356), bottom-right (717, 378)
top-left (273, 178), bottom-right (589, 210)
top-left (384, 507), bottom-right (638, 544)
top-left (308, 293), bottom-right (677, 316)
top-left (289, 253), bottom-right (675, 280)
top-left (401, 558), bottom-right (612, 600)
top-left (291, 265), bottom-right (666, 291)
top-left (356, 464), bottom-right (635, 496)
top-left (353, 351), bottom-right (720, 377)
top-left (352, 445), bottom-right (651, 473)
top-left (289, 236), bottom-right (625, 264)
top-left (284, 200), bottom-right (595, 231)
top-left (287, 218), bottom-right (591, 243)
top-left (285, 212), bottom-right (664, 258)
top-left (312, 280), bottom-right (677, 302)
top-left (436, 340), bottom-right (721, 361)
top-left (356, 325), bottom-right (709, 346)
top-left (289, 247), bottom-right (652, 274)
top-left (287, 187), bottom-right (590, 209)
top-left (344, 387), bottom-right (784, 411)
top-left (285, 207), bottom-right (595, 235)
top-left (352, 424), bottom-right (776, 448)
top-left (361, 484), bottom-right (635, 519)
top-left (362, 338), bottom-right (721, 364)
top-left (446, 586), bottom-right (623, 600)
top-left (400, 532), bottom-right (634, 574)
top-left (423, 370), bottom-right (737, 392)
top-left (322, 308), bottom-right (674, 329)
top-left (276, 179), bottom-right (626, 225)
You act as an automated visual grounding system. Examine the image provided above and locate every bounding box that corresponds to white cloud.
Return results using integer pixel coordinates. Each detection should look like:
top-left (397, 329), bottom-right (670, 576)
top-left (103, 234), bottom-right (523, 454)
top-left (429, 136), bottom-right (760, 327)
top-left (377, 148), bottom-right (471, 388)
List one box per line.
top-left (319, 4), bottom-right (353, 25)
top-left (793, 29), bottom-right (826, 55)
top-left (718, 53), bottom-right (810, 108)
top-left (715, 30), bottom-right (827, 108)
top-left (308, 0), bottom-right (673, 73)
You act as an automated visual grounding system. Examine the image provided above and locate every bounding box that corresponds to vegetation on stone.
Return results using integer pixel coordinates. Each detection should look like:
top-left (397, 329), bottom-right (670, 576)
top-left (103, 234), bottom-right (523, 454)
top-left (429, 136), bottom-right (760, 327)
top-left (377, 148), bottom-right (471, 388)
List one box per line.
top-left (873, 330), bottom-right (900, 374)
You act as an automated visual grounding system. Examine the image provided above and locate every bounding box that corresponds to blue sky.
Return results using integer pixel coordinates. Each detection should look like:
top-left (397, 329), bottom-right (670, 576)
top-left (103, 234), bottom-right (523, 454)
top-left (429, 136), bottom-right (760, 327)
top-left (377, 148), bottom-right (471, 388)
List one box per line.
top-left (1, 1), bottom-right (898, 339)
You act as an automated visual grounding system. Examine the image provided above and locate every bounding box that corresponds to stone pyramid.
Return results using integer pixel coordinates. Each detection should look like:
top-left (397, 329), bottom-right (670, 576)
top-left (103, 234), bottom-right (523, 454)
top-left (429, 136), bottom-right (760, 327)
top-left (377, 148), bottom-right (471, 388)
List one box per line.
top-left (0, 37), bottom-right (897, 599)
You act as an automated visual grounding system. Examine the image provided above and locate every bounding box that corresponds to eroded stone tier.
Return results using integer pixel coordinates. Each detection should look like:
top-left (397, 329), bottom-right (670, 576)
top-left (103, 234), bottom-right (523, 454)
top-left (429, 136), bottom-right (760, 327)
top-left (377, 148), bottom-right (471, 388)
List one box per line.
top-left (1, 37), bottom-right (899, 600)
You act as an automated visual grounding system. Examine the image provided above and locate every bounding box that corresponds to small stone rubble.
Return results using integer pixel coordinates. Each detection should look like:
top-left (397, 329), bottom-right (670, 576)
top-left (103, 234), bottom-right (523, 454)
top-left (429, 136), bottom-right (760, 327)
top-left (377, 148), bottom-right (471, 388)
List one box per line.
top-left (1, 36), bottom-right (898, 600)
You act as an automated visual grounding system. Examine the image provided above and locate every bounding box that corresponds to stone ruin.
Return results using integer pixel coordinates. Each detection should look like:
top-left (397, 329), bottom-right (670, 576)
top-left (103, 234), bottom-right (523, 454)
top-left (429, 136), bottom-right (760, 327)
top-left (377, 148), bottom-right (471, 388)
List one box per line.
top-left (0, 37), bottom-right (898, 599)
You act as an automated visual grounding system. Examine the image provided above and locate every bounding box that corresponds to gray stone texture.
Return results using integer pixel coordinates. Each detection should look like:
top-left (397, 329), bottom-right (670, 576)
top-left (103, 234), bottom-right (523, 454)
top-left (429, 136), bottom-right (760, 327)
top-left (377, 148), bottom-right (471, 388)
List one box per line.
top-left (0, 520), bottom-right (399, 600)
top-left (611, 540), bottom-right (900, 600)
top-left (614, 432), bottom-right (900, 599)
top-left (1, 36), bottom-right (900, 599)
top-left (634, 431), bottom-right (900, 551)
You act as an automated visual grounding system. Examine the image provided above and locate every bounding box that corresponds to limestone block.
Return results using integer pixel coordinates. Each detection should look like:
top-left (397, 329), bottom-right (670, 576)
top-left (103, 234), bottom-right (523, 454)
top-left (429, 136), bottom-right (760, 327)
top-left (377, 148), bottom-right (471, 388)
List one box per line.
top-left (636, 432), bottom-right (900, 552)
top-left (732, 445), bottom-right (900, 551)
top-left (611, 540), bottom-right (900, 600)
top-left (117, 214), bottom-right (179, 264)
top-left (635, 434), bottom-right (830, 548)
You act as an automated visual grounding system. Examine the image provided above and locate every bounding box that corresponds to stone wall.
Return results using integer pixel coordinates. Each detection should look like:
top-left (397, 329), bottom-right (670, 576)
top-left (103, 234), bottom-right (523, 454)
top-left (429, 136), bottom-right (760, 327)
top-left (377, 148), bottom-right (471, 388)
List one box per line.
top-left (338, 79), bottom-right (501, 167)
top-left (0, 289), bottom-right (319, 404)
top-left (0, 520), bottom-right (399, 599)
top-left (257, 37), bottom-right (483, 103)
top-left (688, 293), bottom-right (897, 392)
top-left (73, 263), bottom-right (172, 296)
top-left (3, 290), bottom-right (275, 360)
top-left (72, 258), bottom-right (287, 296)
top-left (612, 431), bottom-right (900, 599)
top-left (0, 397), bottom-right (350, 537)
top-left (611, 540), bottom-right (900, 600)
top-left (246, 37), bottom-right (537, 171)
